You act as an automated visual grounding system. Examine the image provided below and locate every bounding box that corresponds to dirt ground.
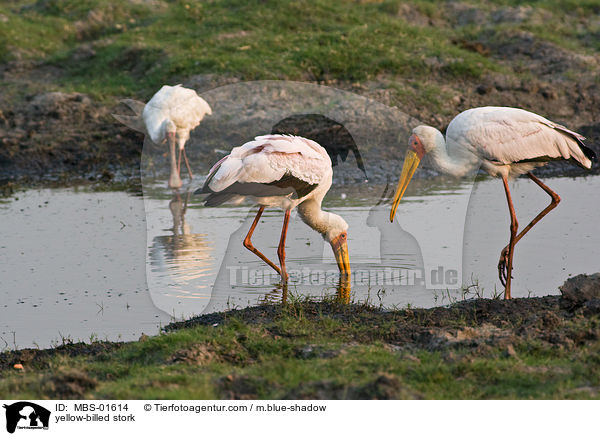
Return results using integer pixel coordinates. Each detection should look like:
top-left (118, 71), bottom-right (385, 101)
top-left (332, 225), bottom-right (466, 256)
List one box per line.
top-left (167, 276), bottom-right (600, 355)
top-left (1, 3), bottom-right (600, 187)
top-left (0, 273), bottom-right (598, 399)
top-left (1, 274), bottom-right (597, 370)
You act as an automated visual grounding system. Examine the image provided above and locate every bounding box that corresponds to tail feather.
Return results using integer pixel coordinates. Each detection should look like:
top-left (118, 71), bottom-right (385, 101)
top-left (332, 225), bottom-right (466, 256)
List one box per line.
top-left (580, 143), bottom-right (597, 163)
top-left (556, 125), bottom-right (596, 169)
top-left (204, 192), bottom-right (239, 207)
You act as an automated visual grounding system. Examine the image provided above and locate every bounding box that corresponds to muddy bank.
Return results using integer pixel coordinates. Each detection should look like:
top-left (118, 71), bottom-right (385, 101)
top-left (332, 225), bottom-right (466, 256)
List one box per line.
top-left (0, 87), bottom-right (143, 181)
top-left (2, 0), bottom-right (600, 187)
top-left (166, 284), bottom-right (600, 355)
top-left (0, 341), bottom-right (122, 371)
top-left (1, 273), bottom-right (599, 399)
top-left (2, 45), bottom-right (600, 189)
top-left (0, 273), bottom-right (600, 369)
top-left (6, 274), bottom-right (598, 369)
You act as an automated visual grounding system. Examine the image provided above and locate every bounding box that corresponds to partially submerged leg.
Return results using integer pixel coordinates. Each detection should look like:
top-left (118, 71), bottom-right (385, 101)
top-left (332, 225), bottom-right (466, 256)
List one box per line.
top-left (277, 210), bottom-right (291, 282)
top-left (243, 206), bottom-right (282, 276)
top-left (498, 173), bottom-right (561, 288)
top-left (499, 177), bottom-right (519, 299)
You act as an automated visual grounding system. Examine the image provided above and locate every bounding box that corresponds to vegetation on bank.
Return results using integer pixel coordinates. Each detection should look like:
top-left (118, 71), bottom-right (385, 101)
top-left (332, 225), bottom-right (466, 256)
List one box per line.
top-left (1, 0), bottom-right (598, 100)
top-left (0, 293), bottom-right (599, 400)
top-left (1, 0), bottom-right (599, 179)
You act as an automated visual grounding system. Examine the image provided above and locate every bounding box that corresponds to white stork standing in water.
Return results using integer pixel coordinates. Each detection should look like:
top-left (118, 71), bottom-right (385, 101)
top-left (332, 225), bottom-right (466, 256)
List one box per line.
top-left (389, 106), bottom-right (596, 299)
top-left (143, 84), bottom-right (212, 189)
top-left (197, 134), bottom-right (351, 281)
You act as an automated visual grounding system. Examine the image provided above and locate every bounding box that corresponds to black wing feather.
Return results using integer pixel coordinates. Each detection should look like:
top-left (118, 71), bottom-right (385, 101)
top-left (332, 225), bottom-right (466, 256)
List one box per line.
top-left (202, 172), bottom-right (318, 206)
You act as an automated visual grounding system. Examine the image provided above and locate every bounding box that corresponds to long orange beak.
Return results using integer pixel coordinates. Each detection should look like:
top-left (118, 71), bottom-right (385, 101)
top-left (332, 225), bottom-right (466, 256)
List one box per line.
top-left (390, 135), bottom-right (424, 222)
top-left (330, 232), bottom-right (351, 276)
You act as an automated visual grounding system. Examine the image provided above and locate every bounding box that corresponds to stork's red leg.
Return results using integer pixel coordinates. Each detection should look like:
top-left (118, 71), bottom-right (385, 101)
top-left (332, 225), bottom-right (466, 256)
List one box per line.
top-left (498, 173), bottom-right (561, 289)
top-left (182, 148), bottom-right (194, 180)
top-left (499, 177), bottom-right (519, 299)
top-left (277, 209), bottom-right (291, 282)
top-left (243, 206), bottom-right (282, 276)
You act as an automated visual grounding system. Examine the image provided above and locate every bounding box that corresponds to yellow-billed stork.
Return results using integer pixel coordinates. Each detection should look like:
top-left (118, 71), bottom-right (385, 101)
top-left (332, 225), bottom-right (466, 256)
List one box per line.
top-left (390, 106), bottom-right (596, 299)
top-left (197, 134), bottom-right (351, 282)
top-left (143, 84), bottom-right (212, 189)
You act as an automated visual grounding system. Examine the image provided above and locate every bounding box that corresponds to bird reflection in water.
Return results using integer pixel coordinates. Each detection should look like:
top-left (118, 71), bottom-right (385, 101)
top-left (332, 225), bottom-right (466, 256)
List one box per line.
top-left (148, 189), bottom-right (214, 300)
top-left (336, 275), bottom-right (351, 304)
top-left (258, 276), bottom-right (351, 306)
top-left (366, 184), bottom-right (426, 292)
top-left (169, 190), bottom-right (191, 236)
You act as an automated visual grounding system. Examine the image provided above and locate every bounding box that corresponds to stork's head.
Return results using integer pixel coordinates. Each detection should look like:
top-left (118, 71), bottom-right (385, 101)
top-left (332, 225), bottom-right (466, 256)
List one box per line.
top-left (325, 214), bottom-right (351, 276)
top-left (389, 125), bottom-right (441, 222)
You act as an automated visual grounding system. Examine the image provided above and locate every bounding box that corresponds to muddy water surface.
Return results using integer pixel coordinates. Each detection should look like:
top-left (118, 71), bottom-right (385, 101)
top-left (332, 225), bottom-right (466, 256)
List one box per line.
top-left (1, 175), bottom-right (599, 347)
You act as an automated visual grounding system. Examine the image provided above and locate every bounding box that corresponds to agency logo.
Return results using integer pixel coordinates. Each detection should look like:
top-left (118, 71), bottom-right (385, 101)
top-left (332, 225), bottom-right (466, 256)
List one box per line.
top-left (3, 402), bottom-right (50, 434)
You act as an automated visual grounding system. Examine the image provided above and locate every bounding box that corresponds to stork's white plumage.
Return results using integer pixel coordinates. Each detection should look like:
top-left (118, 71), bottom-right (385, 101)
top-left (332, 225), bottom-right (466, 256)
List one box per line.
top-left (390, 106), bottom-right (596, 299)
top-left (444, 106), bottom-right (593, 178)
top-left (143, 84), bottom-right (212, 188)
top-left (199, 134), bottom-right (351, 281)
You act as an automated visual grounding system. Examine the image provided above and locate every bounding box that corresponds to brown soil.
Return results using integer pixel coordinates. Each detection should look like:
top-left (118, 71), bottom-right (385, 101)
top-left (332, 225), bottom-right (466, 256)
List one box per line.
top-left (1, 274), bottom-right (598, 399)
top-left (168, 274), bottom-right (600, 354)
top-left (0, 81), bottom-right (143, 182)
top-left (40, 368), bottom-right (98, 399)
top-left (283, 373), bottom-right (422, 400)
top-left (0, 341), bottom-right (121, 371)
top-left (1, 6), bottom-right (599, 188)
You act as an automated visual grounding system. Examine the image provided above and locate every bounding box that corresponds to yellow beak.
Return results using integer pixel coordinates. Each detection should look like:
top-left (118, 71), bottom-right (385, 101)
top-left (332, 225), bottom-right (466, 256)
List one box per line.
top-left (390, 149), bottom-right (422, 222)
top-left (331, 234), bottom-right (351, 276)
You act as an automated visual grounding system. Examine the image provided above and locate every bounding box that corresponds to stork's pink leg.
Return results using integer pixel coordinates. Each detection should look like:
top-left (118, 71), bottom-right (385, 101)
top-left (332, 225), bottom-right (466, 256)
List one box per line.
top-left (499, 177), bottom-right (519, 299)
top-left (498, 173), bottom-right (561, 290)
top-left (243, 206), bottom-right (282, 276)
top-left (182, 148), bottom-right (194, 180)
top-left (177, 148), bottom-right (182, 176)
top-left (277, 210), bottom-right (291, 282)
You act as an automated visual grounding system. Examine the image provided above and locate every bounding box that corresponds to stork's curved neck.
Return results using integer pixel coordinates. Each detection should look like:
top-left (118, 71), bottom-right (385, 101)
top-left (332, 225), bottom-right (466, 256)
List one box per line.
top-left (427, 131), bottom-right (477, 177)
top-left (297, 198), bottom-right (342, 242)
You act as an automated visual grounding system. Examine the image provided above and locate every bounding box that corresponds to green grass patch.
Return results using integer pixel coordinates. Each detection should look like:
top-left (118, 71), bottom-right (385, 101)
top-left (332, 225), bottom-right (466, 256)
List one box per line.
top-left (0, 0), bottom-right (507, 98)
top-left (1, 298), bottom-right (599, 399)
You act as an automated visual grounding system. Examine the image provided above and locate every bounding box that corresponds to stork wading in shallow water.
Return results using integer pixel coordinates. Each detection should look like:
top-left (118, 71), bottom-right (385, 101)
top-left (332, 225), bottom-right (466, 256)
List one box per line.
top-left (197, 134), bottom-right (351, 282)
top-left (143, 84), bottom-right (212, 189)
top-left (389, 106), bottom-right (596, 299)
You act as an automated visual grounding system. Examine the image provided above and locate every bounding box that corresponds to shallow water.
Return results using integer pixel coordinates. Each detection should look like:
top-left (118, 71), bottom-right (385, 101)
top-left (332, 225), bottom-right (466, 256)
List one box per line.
top-left (1, 175), bottom-right (599, 347)
top-left (0, 189), bottom-right (168, 349)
